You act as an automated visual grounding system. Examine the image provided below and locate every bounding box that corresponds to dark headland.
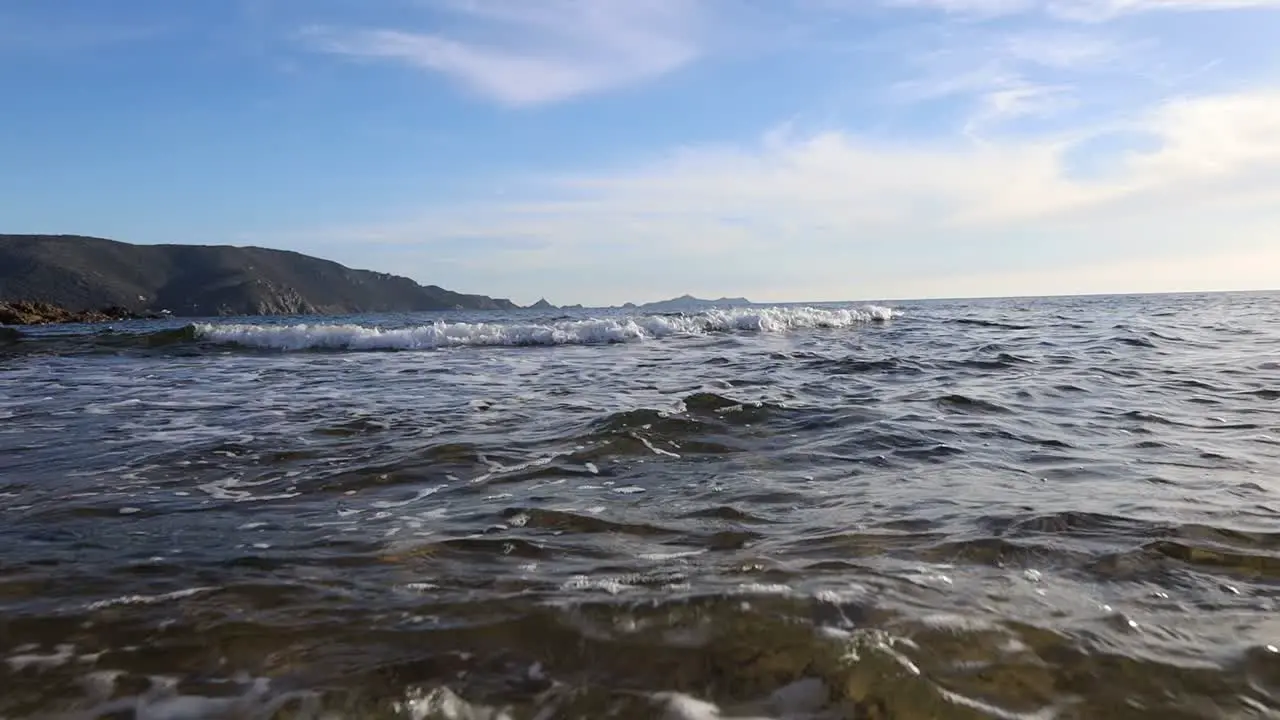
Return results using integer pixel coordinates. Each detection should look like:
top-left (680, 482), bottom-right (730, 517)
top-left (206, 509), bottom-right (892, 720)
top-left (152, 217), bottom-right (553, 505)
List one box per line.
top-left (0, 234), bottom-right (521, 323)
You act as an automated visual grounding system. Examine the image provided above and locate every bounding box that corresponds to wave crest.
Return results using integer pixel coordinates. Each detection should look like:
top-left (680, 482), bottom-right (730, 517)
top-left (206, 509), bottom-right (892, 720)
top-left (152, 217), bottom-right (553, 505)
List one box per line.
top-left (192, 306), bottom-right (896, 351)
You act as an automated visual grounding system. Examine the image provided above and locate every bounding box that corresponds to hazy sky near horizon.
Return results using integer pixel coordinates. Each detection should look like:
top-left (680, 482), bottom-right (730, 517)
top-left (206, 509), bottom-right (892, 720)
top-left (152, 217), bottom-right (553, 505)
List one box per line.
top-left (3, 0), bottom-right (1280, 306)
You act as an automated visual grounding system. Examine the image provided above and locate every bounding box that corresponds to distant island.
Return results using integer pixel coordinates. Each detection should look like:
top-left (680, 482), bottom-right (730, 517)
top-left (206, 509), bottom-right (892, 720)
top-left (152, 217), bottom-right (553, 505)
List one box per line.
top-left (524, 299), bottom-right (586, 312)
top-left (518, 297), bottom-right (751, 313)
top-left (0, 234), bottom-right (522, 320)
top-left (638, 294), bottom-right (752, 311)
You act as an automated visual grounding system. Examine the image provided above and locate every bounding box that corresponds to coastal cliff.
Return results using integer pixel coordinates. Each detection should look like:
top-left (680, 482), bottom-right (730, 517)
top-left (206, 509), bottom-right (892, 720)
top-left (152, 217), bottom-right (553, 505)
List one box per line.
top-left (0, 234), bottom-right (519, 319)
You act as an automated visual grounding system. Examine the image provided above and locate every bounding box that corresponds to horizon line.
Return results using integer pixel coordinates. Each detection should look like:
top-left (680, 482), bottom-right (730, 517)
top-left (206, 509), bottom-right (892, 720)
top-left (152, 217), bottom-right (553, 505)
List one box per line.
top-left (3, 232), bottom-right (1276, 309)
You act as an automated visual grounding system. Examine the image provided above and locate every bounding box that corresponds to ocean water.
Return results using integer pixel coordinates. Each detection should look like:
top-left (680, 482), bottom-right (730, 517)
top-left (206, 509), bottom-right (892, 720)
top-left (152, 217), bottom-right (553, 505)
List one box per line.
top-left (2, 292), bottom-right (1279, 719)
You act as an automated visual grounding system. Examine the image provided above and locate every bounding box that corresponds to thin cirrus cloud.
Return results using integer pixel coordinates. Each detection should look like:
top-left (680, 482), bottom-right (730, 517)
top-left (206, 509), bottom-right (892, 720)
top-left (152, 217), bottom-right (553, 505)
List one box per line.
top-left (1051, 0), bottom-right (1280, 21)
top-left (299, 0), bottom-right (703, 106)
top-left (889, 0), bottom-right (1280, 19)
top-left (886, 27), bottom-right (1128, 135)
top-left (1000, 30), bottom-right (1123, 68)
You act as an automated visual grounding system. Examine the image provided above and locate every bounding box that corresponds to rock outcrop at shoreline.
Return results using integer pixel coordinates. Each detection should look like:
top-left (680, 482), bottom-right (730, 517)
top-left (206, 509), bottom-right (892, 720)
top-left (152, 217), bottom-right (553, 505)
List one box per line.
top-left (0, 300), bottom-right (160, 326)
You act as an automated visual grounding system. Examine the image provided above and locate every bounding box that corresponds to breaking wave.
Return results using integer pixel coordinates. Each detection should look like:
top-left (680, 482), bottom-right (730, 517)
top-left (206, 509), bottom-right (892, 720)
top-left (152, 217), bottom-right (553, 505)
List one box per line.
top-left (191, 306), bottom-right (897, 351)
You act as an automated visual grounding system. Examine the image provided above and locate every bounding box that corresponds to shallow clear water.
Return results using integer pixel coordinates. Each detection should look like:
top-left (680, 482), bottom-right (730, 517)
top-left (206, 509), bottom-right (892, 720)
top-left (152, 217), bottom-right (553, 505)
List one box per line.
top-left (1, 292), bottom-right (1279, 719)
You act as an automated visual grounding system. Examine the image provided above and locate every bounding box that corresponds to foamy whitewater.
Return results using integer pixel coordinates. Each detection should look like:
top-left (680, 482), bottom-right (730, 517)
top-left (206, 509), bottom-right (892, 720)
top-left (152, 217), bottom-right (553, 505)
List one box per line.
top-left (3, 293), bottom-right (1280, 719)
top-left (193, 305), bottom-right (897, 351)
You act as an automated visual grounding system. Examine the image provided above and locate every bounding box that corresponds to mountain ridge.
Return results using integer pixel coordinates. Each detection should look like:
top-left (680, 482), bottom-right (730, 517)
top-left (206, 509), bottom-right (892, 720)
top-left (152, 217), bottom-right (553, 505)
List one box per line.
top-left (637, 294), bottom-right (752, 311)
top-left (0, 234), bottom-right (521, 318)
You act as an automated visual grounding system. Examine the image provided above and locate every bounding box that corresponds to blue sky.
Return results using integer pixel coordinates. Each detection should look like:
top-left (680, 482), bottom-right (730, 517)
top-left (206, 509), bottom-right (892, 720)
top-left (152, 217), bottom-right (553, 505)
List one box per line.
top-left (3, 0), bottom-right (1279, 306)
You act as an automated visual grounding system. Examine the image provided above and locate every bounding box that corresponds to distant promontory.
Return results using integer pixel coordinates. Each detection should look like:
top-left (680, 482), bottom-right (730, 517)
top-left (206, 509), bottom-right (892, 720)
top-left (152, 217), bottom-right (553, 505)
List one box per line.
top-left (638, 294), bottom-right (752, 312)
top-left (0, 234), bottom-right (521, 319)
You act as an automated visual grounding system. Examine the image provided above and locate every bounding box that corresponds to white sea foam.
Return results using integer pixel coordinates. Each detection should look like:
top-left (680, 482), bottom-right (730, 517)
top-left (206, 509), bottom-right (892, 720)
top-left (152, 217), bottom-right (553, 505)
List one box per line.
top-left (561, 574), bottom-right (635, 595)
top-left (390, 680), bottom-right (841, 720)
top-left (653, 677), bottom-right (837, 719)
top-left (57, 674), bottom-right (318, 720)
top-left (395, 686), bottom-right (515, 720)
top-left (370, 485), bottom-right (447, 509)
top-left (6, 644), bottom-right (76, 671)
top-left (191, 306), bottom-right (896, 352)
top-left (87, 587), bottom-right (212, 611)
top-left (197, 477), bottom-right (300, 503)
top-left (51, 673), bottom-right (842, 720)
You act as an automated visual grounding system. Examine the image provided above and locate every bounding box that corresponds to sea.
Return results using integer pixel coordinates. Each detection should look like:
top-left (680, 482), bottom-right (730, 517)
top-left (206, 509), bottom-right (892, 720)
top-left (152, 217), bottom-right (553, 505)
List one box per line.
top-left (1, 291), bottom-right (1278, 719)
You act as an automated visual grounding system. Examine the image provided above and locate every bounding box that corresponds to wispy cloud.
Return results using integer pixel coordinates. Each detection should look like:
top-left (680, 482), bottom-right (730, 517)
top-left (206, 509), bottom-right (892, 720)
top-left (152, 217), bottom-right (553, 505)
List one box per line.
top-left (883, 12), bottom-right (1163, 137)
top-left (965, 82), bottom-right (1076, 133)
top-left (276, 87), bottom-right (1280, 303)
top-left (884, 0), bottom-right (1035, 16)
top-left (1050, 0), bottom-right (1280, 21)
top-left (300, 0), bottom-right (703, 106)
top-left (249, 0), bottom-right (1280, 303)
top-left (885, 0), bottom-right (1280, 19)
top-left (1001, 30), bottom-right (1122, 68)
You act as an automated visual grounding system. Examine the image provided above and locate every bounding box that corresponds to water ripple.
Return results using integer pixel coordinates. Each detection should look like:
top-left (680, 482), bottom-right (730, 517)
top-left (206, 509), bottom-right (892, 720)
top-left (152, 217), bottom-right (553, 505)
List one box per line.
top-left (2, 293), bottom-right (1279, 718)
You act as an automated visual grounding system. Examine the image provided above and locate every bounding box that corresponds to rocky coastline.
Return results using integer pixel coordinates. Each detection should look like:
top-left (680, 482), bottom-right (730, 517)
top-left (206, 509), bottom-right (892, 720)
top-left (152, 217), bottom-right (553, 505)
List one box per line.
top-left (0, 300), bottom-right (166, 326)
top-left (0, 234), bottom-right (521, 317)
